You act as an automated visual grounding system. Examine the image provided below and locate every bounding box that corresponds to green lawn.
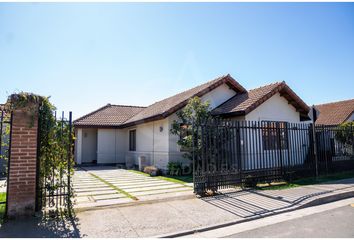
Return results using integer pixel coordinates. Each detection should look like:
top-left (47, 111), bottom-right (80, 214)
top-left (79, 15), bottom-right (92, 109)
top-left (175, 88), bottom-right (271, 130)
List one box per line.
top-left (128, 170), bottom-right (193, 185)
top-left (256, 170), bottom-right (354, 190)
top-left (0, 192), bottom-right (6, 223)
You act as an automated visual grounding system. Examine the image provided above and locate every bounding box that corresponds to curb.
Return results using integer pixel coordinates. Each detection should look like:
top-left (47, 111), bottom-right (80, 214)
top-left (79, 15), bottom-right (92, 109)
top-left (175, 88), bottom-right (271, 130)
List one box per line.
top-left (157, 189), bottom-right (354, 238)
top-left (74, 192), bottom-right (196, 213)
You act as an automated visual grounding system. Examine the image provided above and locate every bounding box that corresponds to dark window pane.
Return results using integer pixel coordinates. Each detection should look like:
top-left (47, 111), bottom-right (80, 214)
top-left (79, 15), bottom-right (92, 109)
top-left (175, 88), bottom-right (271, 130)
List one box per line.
top-left (262, 121), bottom-right (288, 151)
top-left (129, 130), bottom-right (136, 151)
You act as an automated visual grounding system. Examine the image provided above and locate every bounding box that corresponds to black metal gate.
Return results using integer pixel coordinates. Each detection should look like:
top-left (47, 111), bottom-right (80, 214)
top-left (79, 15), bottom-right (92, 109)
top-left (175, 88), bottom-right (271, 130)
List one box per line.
top-left (36, 111), bottom-right (74, 212)
top-left (193, 119), bottom-right (354, 195)
top-left (0, 106), bottom-right (12, 219)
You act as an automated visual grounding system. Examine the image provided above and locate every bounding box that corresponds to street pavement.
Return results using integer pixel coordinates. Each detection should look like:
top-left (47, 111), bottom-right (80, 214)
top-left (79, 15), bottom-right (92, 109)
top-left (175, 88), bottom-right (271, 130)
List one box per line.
top-left (0, 178), bottom-right (354, 237)
top-left (227, 204), bottom-right (354, 238)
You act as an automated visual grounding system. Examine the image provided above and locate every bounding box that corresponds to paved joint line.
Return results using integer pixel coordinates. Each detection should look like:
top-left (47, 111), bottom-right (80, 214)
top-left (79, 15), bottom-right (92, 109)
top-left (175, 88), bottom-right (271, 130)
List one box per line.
top-left (88, 172), bottom-right (139, 201)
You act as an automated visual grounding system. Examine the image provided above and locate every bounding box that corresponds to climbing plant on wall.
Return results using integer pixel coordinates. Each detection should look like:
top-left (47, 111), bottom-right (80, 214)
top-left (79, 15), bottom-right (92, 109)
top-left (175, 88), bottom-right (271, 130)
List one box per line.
top-left (7, 92), bottom-right (74, 211)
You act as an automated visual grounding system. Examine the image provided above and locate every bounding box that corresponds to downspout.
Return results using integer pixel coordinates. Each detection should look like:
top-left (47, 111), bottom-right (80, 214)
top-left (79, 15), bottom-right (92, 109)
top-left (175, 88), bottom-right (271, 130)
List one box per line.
top-left (152, 122), bottom-right (155, 166)
top-left (115, 129), bottom-right (117, 164)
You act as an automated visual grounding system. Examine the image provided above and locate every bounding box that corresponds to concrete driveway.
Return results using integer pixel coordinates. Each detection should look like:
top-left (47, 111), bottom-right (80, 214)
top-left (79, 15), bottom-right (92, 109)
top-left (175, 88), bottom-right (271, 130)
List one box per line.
top-left (73, 166), bottom-right (193, 209)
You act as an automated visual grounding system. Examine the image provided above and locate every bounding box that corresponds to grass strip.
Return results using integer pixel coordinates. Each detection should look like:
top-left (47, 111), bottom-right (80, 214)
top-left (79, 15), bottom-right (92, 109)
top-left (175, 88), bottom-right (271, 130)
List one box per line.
top-left (0, 192), bottom-right (6, 224)
top-left (156, 176), bottom-right (193, 186)
top-left (88, 173), bottom-right (138, 200)
top-left (257, 170), bottom-right (354, 191)
top-left (128, 170), bottom-right (192, 186)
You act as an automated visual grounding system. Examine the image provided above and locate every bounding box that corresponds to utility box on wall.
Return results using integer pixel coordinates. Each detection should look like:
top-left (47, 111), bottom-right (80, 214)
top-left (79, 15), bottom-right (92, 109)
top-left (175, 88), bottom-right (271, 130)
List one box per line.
top-left (138, 155), bottom-right (150, 171)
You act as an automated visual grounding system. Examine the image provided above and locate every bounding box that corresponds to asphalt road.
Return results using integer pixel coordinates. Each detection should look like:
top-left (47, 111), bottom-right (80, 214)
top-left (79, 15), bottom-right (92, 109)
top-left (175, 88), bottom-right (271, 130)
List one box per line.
top-left (227, 204), bottom-right (354, 238)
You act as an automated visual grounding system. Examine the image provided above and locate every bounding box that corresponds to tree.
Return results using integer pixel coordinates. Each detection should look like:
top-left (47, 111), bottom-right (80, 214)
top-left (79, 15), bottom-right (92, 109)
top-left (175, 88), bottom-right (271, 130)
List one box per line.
top-left (170, 97), bottom-right (211, 161)
top-left (335, 122), bottom-right (354, 155)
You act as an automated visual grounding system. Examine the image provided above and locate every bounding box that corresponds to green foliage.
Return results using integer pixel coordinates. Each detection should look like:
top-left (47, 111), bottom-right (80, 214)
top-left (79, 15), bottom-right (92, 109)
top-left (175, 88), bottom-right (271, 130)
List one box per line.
top-left (0, 193), bottom-right (5, 223)
top-left (335, 122), bottom-right (354, 146)
top-left (6, 92), bottom-right (74, 210)
top-left (37, 97), bottom-right (74, 208)
top-left (167, 161), bottom-right (183, 176)
top-left (6, 92), bottom-right (44, 127)
top-left (170, 97), bottom-right (211, 160)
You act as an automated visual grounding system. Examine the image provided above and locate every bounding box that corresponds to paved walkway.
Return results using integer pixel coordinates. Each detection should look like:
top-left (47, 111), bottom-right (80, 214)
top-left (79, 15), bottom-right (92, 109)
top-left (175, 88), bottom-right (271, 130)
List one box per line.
top-left (0, 180), bottom-right (6, 193)
top-left (1, 178), bottom-right (353, 237)
top-left (73, 166), bottom-right (193, 209)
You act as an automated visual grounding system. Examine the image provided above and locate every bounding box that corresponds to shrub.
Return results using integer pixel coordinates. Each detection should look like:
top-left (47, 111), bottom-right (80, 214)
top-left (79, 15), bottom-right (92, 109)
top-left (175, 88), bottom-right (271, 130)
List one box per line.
top-left (168, 161), bottom-right (183, 176)
top-left (143, 166), bottom-right (161, 176)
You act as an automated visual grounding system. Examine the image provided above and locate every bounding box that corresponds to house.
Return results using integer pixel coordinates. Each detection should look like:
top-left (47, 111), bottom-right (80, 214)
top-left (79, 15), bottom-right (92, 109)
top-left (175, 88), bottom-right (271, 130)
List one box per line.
top-left (314, 99), bottom-right (354, 160)
top-left (74, 74), bottom-right (310, 171)
top-left (315, 99), bottom-right (354, 125)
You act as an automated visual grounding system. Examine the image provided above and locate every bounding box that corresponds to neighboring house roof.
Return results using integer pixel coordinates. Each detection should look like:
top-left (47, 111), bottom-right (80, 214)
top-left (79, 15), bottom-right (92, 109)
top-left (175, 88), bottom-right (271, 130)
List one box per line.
top-left (212, 81), bottom-right (310, 118)
top-left (315, 99), bottom-right (354, 125)
top-left (74, 104), bottom-right (146, 127)
top-left (120, 74), bottom-right (247, 127)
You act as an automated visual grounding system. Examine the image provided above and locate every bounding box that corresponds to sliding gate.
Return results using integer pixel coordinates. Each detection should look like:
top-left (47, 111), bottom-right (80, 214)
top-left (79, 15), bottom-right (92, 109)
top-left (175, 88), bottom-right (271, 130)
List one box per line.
top-left (193, 119), bottom-right (318, 195)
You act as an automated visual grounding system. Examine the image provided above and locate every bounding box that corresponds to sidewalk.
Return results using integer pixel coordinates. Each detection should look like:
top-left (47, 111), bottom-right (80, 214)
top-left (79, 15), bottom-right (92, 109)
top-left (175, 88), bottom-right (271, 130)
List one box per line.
top-left (0, 178), bottom-right (354, 237)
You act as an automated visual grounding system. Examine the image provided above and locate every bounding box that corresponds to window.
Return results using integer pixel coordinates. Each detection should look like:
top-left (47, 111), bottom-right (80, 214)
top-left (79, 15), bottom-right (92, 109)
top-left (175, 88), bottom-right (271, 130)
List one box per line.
top-left (262, 121), bottom-right (288, 150)
top-left (179, 123), bottom-right (191, 152)
top-left (129, 130), bottom-right (136, 151)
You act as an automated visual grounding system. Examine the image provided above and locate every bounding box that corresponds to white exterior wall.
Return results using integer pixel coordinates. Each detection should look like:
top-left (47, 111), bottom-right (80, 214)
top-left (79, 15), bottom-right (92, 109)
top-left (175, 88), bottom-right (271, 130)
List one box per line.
top-left (81, 128), bottom-right (97, 163)
top-left (200, 83), bottom-right (237, 109)
top-left (245, 93), bottom-right (300, 122)
top-left (125, 119), bottom-right (170, 169)
top-left (238, 93), bottom-right (308, 170)
top-left (347, 112), bottom-right (354, 122)
top-left (74, 128), bottom-right (83, 164)
top-left (97, 129), bottom-right (126, 164)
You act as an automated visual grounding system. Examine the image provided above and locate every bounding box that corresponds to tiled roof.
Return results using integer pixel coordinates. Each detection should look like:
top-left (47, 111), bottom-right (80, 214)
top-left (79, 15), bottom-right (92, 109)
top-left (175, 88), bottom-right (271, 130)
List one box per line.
top-left (315, 99), bottom-right (354, 125)
top-left (212, 81), bottom-right (310, 118)
top-left (74, 104), bottom-right (146, 127)
top-left (121, 74), bottom-right (246, 127)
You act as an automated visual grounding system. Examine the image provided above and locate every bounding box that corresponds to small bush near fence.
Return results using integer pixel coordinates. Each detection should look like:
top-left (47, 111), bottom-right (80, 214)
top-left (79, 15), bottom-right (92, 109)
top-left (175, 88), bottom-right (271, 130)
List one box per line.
top-left (0, 192), bottom-right (6, 223)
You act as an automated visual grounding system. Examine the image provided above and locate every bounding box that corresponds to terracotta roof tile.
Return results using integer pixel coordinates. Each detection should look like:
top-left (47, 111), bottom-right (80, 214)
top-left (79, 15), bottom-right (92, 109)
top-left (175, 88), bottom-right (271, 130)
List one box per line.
top-left (121, 74), bottom-right (246, 126)
top-left (315, 99), bottom-right (354, 125)
top-left (212, 81), bottom-right (310, 118)
top-left (74, 104), bottom-right (146, 127)
top-left (74, 74), bottom-right (246, 128)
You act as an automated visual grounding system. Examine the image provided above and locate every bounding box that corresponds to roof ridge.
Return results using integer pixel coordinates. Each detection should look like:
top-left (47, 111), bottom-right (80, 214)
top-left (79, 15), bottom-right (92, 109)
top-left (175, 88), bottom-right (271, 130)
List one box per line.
top-left (144, 74), bottom-right (230, 107)
top-left (109, 104), bottom-right (146, 108)
top-left (315, 98), bottom-right (354, 107)
top-left (73, 104), bottom-right (111, 123)
top-left (248, 81), bottom-right (284, 92)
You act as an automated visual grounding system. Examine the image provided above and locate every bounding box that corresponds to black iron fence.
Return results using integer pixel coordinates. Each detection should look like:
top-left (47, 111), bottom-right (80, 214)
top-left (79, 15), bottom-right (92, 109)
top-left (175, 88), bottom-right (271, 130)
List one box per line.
top-left (192, 119), bottom-right (354, 195)
top-left (36, 111), bottom-right (74, 211)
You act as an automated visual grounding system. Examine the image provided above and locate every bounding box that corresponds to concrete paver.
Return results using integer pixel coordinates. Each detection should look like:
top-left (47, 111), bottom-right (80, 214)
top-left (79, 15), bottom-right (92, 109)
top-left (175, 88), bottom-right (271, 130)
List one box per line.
top-left (73, 166), bottom-right (193, 209)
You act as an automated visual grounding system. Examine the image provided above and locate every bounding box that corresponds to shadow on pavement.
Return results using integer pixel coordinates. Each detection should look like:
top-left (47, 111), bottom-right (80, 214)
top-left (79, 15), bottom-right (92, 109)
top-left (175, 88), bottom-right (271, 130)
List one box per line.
top-left (0, 211), bottom-right (82, 238)
top-left (201, 180), bottom-right (354, 219)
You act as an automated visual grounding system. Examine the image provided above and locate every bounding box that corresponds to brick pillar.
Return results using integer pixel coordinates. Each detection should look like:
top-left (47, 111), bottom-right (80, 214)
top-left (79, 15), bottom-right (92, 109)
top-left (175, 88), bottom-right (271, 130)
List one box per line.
top-left (7, 105), bottom-right (39, 218)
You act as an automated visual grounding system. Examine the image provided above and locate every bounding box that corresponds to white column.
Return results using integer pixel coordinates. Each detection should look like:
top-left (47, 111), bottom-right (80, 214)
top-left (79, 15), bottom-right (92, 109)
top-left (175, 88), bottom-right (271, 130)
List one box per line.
top-left (76, 128), bottom-right (83, 165)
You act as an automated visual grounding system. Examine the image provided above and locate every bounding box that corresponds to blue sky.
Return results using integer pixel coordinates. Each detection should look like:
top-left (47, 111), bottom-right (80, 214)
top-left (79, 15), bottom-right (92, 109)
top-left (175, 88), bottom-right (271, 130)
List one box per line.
top-left (0, 3), bottom-right (353, 119)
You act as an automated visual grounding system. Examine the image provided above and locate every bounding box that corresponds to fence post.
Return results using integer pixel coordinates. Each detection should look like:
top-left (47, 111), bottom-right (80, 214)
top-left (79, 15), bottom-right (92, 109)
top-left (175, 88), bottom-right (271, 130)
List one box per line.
top-left (351, 123), bottom-right (354, 157)
top-left (6, 100), bottom-right (40, 218)
top-left (67, 111), bottom-right (72, 212)
top-left (312, 124), bottom-right (319, 178)
top-left (192, 119), bottom-right (195, 193)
